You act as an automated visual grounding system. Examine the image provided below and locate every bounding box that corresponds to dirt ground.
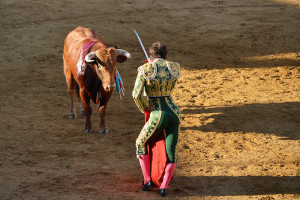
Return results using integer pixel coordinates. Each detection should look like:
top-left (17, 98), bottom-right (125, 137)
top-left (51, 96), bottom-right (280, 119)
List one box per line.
top-left (0, 0), bottom-right (299, 199)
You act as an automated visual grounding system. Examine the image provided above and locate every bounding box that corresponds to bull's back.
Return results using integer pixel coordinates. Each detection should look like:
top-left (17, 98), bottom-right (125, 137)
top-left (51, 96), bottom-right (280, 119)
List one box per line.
top-left (63, 26), bottom-right (102, 76)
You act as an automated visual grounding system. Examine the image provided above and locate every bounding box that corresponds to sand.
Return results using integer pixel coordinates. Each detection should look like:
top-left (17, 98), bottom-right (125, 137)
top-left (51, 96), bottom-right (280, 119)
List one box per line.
top-left (0, 0), bottom-right (299, 199)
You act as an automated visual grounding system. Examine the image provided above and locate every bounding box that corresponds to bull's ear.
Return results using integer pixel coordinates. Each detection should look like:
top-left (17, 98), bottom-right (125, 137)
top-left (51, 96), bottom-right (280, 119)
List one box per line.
top-left (117, 55), bottom-right (128, 63)
top-left (116, 49), bottom-right (131, 63)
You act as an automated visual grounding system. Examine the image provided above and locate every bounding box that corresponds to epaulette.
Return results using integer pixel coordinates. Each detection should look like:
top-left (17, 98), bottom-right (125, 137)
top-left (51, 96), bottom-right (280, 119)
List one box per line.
top-left (139, 63), bottom-right (157, 80)
top-left (167, 61), bottom-right (181, 79)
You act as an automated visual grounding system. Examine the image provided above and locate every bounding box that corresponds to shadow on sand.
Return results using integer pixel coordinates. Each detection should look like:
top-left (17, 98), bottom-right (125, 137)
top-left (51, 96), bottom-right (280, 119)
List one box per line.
top-left (181, 102), bottom-right (300, 140)
top-left (171, 175), bottom-right (300, 197)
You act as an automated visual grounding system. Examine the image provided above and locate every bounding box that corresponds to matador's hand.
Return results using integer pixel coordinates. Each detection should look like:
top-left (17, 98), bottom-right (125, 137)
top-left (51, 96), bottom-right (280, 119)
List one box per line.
top-left (144, 108), bottom-right (150, 123)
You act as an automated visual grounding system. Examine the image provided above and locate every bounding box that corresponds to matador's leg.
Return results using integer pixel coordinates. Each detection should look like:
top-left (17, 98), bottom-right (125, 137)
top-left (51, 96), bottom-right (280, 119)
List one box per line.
top-left (136, 111), bottom-right (165, 156)
top-left (136, 110), bottom-right (166, 190)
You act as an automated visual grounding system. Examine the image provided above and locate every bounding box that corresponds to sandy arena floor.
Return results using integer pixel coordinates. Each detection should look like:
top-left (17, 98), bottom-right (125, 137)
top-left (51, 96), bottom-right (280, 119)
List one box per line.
top-left (0, 0), bottom-right (299, 199)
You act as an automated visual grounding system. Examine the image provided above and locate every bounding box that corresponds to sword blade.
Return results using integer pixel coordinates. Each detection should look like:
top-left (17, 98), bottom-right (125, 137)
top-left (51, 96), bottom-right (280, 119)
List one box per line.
top-left (133, 30), bottom-right (150, 63)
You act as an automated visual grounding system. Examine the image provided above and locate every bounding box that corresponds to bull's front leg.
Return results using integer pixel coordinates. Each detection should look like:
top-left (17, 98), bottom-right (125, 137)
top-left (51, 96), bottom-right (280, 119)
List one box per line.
top-left (99, 105), bottom-right (108, 135)
top-left (98, 91), bottom-right (112, 135)
top-left (80, 90), bottom-right (93, 134)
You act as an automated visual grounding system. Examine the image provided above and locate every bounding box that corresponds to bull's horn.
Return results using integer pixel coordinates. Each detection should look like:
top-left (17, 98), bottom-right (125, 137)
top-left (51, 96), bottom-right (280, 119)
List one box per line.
top-left (85, 52), bottom-right (97, 63)
top-left (116, 49), bottom-right (132, 59)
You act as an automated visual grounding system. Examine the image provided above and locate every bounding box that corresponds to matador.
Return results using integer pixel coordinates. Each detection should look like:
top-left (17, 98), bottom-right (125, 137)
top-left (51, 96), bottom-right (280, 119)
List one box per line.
top-left (132, 42), bottom-right (181, 197)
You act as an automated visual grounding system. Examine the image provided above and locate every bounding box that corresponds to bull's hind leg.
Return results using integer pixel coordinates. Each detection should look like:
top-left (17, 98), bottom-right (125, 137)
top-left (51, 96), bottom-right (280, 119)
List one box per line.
top-left (80, 102), bottom-right (85, 116)
top-left (80, 89), bottom-right (93, 134)
top-left (63, 62), bottom-right (77, 119)
top-left (98, 90), bottom-right (113, 135)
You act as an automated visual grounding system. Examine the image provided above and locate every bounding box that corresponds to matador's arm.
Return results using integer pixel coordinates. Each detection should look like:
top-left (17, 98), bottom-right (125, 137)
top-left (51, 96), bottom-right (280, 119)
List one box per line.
top-left (132, 68), bottom-right (147, 113)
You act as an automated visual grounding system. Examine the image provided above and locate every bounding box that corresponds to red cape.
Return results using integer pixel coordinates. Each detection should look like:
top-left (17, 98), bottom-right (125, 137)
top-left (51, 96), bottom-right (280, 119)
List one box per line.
top-left (144, 109), bottom-right (172, 187)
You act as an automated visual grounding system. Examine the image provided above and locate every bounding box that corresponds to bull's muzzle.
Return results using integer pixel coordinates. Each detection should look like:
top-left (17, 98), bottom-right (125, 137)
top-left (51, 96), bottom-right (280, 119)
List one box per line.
top-left (104, 84), bottom-right (116, 92)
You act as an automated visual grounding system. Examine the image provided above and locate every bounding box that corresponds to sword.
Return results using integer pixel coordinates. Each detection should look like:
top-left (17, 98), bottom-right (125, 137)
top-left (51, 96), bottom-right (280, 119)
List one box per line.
top-left (133, 30), bottom-right (150, 63)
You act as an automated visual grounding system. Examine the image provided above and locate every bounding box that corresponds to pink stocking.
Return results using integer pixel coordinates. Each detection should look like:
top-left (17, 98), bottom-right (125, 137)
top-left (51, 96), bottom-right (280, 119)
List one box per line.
top-left (160, 163), bottom-right (176, 189)
top-left (139, 154), bottom-right (151, 184)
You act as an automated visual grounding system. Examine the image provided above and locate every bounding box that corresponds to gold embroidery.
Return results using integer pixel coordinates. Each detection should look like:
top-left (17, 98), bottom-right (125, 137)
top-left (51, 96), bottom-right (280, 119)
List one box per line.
top-left (132, 70), bottom-right (146, 113)
top-left (136, 100), bottom-right (162, 155)
top-left (165, 97), bottom-right (181, 123)
top-left (167, 61), bottom-right (181, 79)
top-left (133, 59), bottom-right (181, 112)
top-left (141, 59), bottom-right (180, 97)
top-left (142, 63), bottom-right (157, 80)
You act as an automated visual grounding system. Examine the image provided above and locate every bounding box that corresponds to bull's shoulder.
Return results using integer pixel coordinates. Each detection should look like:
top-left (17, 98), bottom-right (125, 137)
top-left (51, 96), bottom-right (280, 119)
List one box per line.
top-left (66, 26), bottom-right (101, 44)
top-left (74, 26), bottom-right (93, 34)
top-left (139, 63), bottom-right (157, 80)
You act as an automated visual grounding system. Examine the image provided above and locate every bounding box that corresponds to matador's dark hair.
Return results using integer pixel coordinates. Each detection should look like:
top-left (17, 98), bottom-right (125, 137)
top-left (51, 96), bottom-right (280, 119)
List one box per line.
top-left (149, 42), bottom-right (168, 59)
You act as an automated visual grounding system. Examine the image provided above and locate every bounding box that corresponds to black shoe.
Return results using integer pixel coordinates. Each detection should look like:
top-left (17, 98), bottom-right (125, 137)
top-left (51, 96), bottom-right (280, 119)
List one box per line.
top-left (142, 180), bottom-right (154, 191)
top-left (158, 188), bottom-right (167, 197)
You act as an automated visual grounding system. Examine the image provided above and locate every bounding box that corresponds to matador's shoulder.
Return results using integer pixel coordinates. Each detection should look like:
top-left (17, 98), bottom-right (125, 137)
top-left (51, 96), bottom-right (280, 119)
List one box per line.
top-left (168, 61), bottom-right (181, 79)
top-left (138, 63), bottom-right (157, 80)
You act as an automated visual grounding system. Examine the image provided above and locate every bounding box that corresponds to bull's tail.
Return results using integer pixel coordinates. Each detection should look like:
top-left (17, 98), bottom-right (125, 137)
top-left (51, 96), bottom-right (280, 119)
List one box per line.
top-left (75, 82), bottom-right (81, 102)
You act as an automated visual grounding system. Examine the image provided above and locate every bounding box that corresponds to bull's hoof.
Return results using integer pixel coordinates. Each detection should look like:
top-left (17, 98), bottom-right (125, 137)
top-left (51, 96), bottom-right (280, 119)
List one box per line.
top-left (84, 129), bottom-right (93, 134)
top-left (69, 113), bottom-right (77, 119)
top-left (99, 129), bottom-right (109, 135)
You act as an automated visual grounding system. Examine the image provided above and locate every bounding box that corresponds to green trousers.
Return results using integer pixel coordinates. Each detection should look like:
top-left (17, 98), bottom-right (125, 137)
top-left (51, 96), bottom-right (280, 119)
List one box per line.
top-left (136, 97), bottom-right (181, 163)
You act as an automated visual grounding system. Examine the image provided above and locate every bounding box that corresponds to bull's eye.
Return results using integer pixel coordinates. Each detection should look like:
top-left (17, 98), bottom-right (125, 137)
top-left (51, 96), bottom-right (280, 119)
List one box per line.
top-left (97, 63), bottom-right (103, 71)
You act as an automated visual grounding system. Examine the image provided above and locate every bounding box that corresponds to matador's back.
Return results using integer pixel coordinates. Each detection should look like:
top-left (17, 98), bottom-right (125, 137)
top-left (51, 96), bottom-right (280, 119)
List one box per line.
top-left (132, 58), bottom-right (181, 113)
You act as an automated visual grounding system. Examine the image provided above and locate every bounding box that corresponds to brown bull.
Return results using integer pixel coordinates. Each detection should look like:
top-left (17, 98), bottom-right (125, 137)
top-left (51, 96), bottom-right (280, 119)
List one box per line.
top-left (63, 26), bottom-right (131, 134)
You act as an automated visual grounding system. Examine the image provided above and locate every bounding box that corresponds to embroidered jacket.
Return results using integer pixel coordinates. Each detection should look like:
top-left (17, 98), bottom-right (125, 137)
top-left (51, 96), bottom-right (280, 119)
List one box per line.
top-left (132, 58), bottom-right (181, 113)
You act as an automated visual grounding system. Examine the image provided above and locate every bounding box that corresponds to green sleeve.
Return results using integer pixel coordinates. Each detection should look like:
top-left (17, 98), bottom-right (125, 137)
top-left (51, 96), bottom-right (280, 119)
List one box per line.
top-left (132, 69), bottom-right (146, 113)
